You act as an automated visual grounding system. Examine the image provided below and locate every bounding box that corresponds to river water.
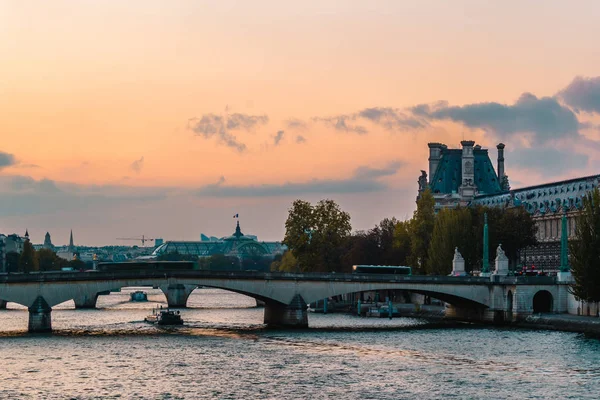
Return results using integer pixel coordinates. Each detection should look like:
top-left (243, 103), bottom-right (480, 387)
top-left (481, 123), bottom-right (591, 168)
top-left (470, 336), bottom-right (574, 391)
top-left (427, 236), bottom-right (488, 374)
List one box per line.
top-left (0, 288), bottom-right (598, 399)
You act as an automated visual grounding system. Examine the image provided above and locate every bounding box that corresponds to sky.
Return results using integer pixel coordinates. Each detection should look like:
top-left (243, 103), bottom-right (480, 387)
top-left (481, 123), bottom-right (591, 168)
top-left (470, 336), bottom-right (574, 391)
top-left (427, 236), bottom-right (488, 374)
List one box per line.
top-left (1, 1), bottom-right (600, 245)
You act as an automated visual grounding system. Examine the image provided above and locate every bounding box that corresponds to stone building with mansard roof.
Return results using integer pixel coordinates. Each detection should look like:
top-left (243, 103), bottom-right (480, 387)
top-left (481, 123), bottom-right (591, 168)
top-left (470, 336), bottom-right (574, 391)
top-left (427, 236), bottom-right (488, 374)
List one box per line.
top-left (418, 140), bottom-right (600, 271)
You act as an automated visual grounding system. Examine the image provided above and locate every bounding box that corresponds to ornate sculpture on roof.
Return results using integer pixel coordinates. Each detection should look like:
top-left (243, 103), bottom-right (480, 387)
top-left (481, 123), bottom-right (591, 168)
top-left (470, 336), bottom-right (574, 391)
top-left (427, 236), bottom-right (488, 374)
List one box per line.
top-left (418, 170), bottom-right (428, 193)
top-left (500, 175), bottom-right (510, 191)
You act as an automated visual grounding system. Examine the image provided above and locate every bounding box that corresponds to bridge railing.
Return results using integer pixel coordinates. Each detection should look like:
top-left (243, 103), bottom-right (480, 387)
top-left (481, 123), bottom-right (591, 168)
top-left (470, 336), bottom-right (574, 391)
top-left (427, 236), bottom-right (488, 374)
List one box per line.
top-left (0, 270), bottom-right (557, 285)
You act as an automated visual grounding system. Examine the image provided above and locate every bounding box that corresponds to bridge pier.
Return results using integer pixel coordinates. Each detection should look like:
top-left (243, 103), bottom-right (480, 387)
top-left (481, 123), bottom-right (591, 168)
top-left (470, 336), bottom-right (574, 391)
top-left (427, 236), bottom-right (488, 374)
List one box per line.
top-left (73, 293), bottom-right (99, 309)
top-left (28, 296), bottom-right (52, 333)
top-left (160, 284), bottom-right (195, 308)
top-left (264, 294), bottom-right (308, 328)
top-left (255, 299), bottom-right (266, 307)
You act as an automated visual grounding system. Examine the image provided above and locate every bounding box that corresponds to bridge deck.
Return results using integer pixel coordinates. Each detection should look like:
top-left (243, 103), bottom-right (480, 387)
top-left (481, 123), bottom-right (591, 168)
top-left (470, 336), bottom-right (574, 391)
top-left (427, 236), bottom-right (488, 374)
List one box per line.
top-left (0, 271), bottom-right (558, 285)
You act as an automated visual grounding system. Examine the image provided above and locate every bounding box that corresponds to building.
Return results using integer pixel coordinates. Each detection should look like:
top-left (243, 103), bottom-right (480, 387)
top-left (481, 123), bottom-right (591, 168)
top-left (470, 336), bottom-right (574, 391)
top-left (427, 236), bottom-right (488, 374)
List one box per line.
top-left (0, 233), bottom-right (27, 272)
top-left (43, 232), bottom-right (54, 250)
top-left (149, 221), bottom-right (286, 260)
top-left (420, 140), bottom-right (600, 271)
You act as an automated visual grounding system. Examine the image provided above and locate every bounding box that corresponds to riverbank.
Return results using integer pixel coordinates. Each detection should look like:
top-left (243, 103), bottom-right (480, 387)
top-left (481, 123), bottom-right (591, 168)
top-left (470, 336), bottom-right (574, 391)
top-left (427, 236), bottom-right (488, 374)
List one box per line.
top-left (370, 304), bottom-right (600, 335)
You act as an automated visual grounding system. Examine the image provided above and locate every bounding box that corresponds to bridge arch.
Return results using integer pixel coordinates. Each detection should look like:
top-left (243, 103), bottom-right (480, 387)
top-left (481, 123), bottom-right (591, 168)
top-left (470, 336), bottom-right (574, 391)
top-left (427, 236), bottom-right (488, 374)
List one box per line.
top-left (533, 290), bottom-right (553, 313)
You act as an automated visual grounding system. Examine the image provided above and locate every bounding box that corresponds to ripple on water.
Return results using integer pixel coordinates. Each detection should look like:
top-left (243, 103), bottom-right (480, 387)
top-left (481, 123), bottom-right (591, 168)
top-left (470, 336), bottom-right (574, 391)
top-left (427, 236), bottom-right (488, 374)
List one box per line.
top-left (0, 289), bottom-right (598, 399)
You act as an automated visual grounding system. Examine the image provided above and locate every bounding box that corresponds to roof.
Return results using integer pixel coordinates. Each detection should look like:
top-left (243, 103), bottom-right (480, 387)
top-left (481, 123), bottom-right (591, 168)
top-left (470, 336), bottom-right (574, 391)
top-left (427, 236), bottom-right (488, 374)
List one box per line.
top-left (471, 174), bottom-right (600, 214)
top-left (429, 148), bottom-right (502, 195)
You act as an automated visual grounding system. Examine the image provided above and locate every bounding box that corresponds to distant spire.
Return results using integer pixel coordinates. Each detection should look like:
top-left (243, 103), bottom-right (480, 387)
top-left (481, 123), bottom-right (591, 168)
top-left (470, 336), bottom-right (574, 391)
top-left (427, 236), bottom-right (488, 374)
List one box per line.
top-left (69, 229), bottom-right (74, 250)
top-left (233, 220), bottom-right (244, 239)
top-left (24, 229), bottom-right (29, 238)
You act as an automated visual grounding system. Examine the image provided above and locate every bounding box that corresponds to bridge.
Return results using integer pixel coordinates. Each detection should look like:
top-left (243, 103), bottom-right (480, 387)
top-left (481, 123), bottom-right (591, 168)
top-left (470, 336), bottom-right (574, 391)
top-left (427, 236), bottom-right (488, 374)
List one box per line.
top-left (0, 270), bottom-right (570, 332)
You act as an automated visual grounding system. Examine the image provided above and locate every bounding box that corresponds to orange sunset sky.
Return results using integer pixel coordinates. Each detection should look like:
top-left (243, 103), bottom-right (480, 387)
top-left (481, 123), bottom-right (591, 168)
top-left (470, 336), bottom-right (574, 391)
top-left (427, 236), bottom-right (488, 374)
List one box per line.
top-left (1, 1), bottom-right (600, 245)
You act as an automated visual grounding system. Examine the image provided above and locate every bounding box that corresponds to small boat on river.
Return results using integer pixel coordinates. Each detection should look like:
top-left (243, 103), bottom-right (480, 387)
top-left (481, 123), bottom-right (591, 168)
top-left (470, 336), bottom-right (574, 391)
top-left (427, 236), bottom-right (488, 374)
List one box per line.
top-left (130, 290), bottom-right (148, 302)
top-left (144, 306), bottom-right (184, 325)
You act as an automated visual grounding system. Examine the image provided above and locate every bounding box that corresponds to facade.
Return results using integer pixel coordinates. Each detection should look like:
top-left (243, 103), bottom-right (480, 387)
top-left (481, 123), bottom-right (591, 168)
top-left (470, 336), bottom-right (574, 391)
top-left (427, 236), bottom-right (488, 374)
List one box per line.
top-left (420, 140), bottom-right (600, 271)
top-left (149, 221), bottom-right (286, 260)
top-left (0, 233), bottom-right (26, 272)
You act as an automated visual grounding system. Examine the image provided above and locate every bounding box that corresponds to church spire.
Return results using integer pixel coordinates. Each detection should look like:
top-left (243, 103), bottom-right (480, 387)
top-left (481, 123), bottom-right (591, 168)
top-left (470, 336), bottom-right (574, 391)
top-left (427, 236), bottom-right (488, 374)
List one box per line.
top-left (68, 230), bottom-right (74, 251)
top-left (24, 229), bottom-right (29, 239)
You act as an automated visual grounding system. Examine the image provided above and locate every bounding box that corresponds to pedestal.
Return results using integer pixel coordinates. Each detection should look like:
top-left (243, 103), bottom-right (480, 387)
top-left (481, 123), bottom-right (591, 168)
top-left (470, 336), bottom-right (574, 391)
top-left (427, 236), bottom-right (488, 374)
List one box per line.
top-left (557, 271), bottom-right (573, 283)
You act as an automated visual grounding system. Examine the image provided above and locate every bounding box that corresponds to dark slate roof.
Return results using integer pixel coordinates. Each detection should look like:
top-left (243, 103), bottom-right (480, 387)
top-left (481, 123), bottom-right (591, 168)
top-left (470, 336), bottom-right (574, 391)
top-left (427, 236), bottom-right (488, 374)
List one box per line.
top-left (429, 148), bottom-right (502, 195)
top-left (471, 174), bottom-right (600, 214)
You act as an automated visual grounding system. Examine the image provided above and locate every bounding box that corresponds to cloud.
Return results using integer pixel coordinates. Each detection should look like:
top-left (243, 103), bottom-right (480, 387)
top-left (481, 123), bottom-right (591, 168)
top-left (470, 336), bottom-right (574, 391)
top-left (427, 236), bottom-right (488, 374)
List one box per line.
top-left (286, 118), bottom-right (308, 130)
top-left (412, 93), bottom-right (580, 144)
top-left (274, 130), bottom-right (285, 146)
top-left (196, 162), bottom-right (402, 197)
top-left (188, 111), bottom-right (268, 152)
top-left (314, 107), bottom-right (426, 135)
top-left (508, 147), bottom-right (589, 176)
top-left (0, 151), bottom-right (16, 170)
top-left (0, 175), bottom-right (169, 217)
top-left (357, 107), bottom-right (427, 130)
top-left (226, 113), bottom-right (269, 130)
top-left (9, 176), bottom-right (62, 194)
top-left (353, 161), bottom-right (404, 179)
top-left (314, 115), bottom-right (368, 135)
top-left (130, 156), bottom-right (144, 173)
top-left (296, 135), bottom-right (306, 144)
top-left (558, 76), bottom-right (600, 114)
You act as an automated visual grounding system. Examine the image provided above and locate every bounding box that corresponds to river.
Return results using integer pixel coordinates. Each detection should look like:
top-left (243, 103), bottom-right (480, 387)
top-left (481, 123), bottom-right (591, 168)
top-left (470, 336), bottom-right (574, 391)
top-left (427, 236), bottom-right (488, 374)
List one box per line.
top-left (0, 288), bottom-right (598, 399)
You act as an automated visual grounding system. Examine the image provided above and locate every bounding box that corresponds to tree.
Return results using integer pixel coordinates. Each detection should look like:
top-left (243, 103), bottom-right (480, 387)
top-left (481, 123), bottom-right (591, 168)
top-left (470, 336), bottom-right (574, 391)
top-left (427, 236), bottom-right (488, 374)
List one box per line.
top-left (36, 248), bottom-right (65, 271)
top-left (5, 252), bottom-right (19, 273)
top-left (494, 207), bottom-right (538, 269)
top-left (270, 251), bottom-right (298, 272)
top-left (427, 207), bottom-right (472, 275)
top-left (283, 199), bottom-right (351, 272)
top-left (342, 218), bottom-right (410, 270)
top-left (408, 189), bottom-right (435, 274)
top-left (18, 240), bottom-right (37, 272)
top-left (570, 188), bottom-right (600, 303)
top-left (393, 220), bottom-right (412, 265)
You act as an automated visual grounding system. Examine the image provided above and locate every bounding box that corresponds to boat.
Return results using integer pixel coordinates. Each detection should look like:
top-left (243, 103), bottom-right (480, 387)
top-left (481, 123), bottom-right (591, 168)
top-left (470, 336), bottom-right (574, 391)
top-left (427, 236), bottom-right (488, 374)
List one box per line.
top-left (130, 290), bottom-right (148, 302)
top-left (144, 306), bottom-right (184, 325)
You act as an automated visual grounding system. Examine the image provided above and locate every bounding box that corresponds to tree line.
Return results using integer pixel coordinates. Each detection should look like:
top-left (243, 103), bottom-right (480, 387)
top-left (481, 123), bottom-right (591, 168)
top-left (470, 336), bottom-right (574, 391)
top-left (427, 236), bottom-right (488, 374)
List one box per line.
top-left (275, 192), bottom-right (538, 274)
top-left (4, 242), bottom-right (87, 273)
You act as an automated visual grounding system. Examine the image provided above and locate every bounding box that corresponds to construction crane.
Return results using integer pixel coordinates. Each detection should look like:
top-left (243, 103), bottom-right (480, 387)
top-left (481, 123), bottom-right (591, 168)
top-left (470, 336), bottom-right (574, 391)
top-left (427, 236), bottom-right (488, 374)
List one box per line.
top-left (116, 235), bottom-right (155, 246)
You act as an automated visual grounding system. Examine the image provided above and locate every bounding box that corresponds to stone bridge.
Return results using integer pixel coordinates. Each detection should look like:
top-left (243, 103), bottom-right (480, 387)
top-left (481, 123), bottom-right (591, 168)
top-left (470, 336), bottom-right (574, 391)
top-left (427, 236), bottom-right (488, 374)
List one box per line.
top-left (0, 271), bottom-right (570, 332)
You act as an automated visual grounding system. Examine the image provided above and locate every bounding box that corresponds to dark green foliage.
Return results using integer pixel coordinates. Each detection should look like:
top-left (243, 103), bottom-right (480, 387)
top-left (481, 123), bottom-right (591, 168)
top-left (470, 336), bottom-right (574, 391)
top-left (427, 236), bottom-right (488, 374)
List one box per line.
top-left (18, 240), bottom-right (37, 272)
top-left (283, 199), bottom-right (351, 272)
top-left (410, 204), bottom-right (537, 275)
top-left (427, 207), bottom-right (472, 275)
top-left (5, 252), bottom-right (20, 273)
top-left (342, 218), bottom-right (410, 271)
top-left (569, 189), bottom-right (600, 302)
top-left (408, 189), bottom-right (435, 274)
top-left (198, 254), bottom-right (240, 271)
top-left (241, 255), bottom-right (272, 272)
top-left (35, 249), bottom-right (66, 271)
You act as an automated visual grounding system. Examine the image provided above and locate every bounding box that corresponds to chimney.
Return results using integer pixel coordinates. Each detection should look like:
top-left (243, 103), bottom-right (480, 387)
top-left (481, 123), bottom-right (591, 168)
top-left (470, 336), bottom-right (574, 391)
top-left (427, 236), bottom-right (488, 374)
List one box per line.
top-left (496, 143), bottom-right (505, 181)
top-left (427, 143), bottom-right (443, 183)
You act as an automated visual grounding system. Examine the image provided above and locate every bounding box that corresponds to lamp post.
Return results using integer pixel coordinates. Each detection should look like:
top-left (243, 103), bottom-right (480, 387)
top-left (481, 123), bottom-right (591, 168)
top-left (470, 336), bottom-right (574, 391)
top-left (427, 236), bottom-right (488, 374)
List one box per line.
top-left (481, 213), bottom-right (490, 276)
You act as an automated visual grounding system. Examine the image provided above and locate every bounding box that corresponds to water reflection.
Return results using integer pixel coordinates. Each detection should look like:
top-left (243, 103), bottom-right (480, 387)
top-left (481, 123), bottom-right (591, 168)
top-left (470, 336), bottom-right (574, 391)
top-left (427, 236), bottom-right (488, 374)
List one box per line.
top-left (0, 289), bottom-right (598, 399)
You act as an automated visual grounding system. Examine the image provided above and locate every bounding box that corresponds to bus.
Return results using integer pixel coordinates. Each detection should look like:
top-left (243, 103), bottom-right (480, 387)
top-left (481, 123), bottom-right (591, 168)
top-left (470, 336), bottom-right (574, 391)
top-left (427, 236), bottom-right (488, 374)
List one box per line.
top-left (352, 265), bottom-right (412, 275)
